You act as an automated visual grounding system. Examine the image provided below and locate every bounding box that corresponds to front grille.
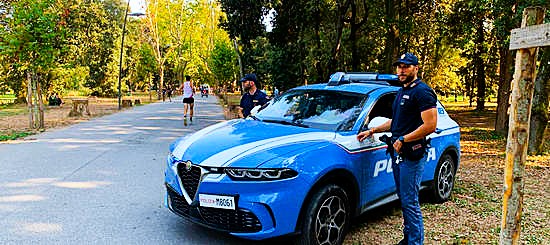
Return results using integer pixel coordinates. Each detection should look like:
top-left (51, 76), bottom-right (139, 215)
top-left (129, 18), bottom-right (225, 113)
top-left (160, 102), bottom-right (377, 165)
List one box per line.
top-left (167, 185), bottom-right (190, 216)
top-left (177, 164), bottom-right (201, 199)
top-left (166, 185), bottom-right (262, 233)
top-left (199, 206), bottom-right (262, 232)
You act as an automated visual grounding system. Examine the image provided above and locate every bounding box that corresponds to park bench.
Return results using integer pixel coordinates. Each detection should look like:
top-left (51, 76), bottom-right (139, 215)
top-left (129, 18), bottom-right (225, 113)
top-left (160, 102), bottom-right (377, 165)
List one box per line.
top-left (122, 99), bottom-right (133, 108)
top-left (69, 98), bottom-right (91, 117)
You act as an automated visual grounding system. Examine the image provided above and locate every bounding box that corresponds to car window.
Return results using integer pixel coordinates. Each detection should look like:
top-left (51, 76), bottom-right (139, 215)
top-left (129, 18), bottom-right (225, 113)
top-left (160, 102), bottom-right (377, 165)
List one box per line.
top-left (369, 93), bottom-right (395, 119)
top-left (360, 93), bottom-right (396, 131)
top-left (256, 90), bottom-right (366, 131)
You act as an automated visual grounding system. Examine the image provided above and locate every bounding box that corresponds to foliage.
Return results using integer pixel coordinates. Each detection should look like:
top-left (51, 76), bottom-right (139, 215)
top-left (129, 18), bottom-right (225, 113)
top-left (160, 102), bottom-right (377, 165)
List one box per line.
top-left (62, 0), bottom-right (125, 96)
top-left (218, 0), bottom-right (268, 74)
top-left (210, 40), bottom-right (238, 89)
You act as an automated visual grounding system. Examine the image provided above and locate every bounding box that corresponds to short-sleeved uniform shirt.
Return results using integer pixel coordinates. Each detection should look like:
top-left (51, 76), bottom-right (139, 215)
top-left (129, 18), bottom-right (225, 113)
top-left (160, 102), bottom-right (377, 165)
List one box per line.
top-left (240, 90), bottom-right (268, 117)
top-left (391, 79), bottom-right (437, 137)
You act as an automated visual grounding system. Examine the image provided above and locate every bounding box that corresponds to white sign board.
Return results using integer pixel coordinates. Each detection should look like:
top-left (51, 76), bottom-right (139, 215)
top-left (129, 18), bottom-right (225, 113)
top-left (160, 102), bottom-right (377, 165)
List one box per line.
top-left (509, 23), bottom-right (550, 50)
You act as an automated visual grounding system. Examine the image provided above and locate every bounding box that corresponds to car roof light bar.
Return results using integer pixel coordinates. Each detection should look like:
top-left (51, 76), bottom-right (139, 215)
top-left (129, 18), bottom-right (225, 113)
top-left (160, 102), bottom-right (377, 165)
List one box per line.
top-left (327, 72), bottom-right (399, 86)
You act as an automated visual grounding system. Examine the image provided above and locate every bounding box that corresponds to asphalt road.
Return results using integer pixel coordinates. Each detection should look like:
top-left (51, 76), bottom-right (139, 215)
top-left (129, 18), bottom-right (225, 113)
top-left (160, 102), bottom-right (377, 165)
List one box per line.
top-left (0, 95), bottom-right (280, 245)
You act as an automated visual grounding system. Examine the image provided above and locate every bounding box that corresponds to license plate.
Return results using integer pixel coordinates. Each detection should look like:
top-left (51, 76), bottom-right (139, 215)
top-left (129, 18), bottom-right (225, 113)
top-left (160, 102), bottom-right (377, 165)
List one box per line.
top-left (198, 194), bottom-right (236, 210)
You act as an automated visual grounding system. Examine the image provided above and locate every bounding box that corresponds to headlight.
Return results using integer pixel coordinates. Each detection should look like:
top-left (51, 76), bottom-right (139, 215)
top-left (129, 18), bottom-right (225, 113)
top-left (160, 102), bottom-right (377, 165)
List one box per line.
top-left (168, 152), bottom-right (179, 164)
top-left (225, 168), bottom-right (298, 181)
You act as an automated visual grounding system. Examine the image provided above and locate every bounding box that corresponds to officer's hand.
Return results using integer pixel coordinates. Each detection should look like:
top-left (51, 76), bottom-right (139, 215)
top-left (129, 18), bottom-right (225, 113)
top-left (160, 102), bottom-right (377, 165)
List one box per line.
top-left (356, 129), bottom-right (373, 142)
top-left (393, 139), bottom-right (403, 154)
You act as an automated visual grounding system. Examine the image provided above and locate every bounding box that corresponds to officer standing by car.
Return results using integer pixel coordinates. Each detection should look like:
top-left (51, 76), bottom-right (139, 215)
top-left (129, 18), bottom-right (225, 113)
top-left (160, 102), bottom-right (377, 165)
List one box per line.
top-left (239, 73), bottom-right (268, 118)
top-left (357, 53), bottom-right (437, 245)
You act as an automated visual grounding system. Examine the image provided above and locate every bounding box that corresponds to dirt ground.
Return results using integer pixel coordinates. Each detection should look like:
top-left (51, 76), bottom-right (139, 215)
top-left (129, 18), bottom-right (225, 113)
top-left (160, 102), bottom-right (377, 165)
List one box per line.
top-left (0, 99), bottom-right (124, 135)
top-left (1, 99), bottom-right (548, 244)
top-left (345, 106), bottom-right (549, 245)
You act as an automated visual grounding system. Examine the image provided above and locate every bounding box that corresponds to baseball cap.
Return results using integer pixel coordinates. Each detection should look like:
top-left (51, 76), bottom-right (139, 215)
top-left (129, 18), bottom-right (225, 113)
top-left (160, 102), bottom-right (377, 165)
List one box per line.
top-left (392, 53), bottom-right (419, 66)
top-left (239, 73), bottom-right (257, 83)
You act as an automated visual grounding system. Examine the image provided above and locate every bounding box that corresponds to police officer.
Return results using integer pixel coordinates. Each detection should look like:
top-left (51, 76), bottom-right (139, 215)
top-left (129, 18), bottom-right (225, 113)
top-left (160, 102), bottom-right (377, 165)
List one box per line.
top-left (357, 53), bottom-right (437, 245)
top-left (239, 73), bottom-right (268, 118)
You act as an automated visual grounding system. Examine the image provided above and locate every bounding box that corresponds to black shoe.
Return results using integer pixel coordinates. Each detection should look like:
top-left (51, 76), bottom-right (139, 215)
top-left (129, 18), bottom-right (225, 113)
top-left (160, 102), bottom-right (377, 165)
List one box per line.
top-left (190, 117), bottom-right (193, 122)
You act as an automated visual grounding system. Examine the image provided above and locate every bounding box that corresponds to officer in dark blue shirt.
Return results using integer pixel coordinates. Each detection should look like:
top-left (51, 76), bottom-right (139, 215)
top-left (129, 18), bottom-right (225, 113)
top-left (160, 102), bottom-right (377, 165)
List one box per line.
top-left (239, 73), bottom-right (268, 118)
top-left (357, 53), bottom-right (437, 245)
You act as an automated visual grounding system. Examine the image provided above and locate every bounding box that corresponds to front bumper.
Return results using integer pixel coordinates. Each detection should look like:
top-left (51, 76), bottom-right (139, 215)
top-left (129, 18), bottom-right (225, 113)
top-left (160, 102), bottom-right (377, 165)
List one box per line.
top-left (164, 161), bottom-right (310, 240)
top-left (165, 184), bottom-right (262, 233)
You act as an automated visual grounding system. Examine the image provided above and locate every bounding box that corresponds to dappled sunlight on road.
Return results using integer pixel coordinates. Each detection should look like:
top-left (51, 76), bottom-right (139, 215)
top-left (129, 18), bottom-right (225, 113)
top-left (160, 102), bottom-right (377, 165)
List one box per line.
top-left (5, 178), bottom-right (58, 188)
top-left (0, 204), bottom-right (17, 212)
top-left (47, 138), bottom-right (121, 144)
top-left (143, 116), bottom-right (183, 121)
top-left (52, 181), bottom-right (111, 189)
top-left (2, 178), bottom-right (113, 198)
top-left (134, 126), bottom-right (163, 130)
top-left (0, 195), bottom-right (45, 202)
top-left (20, 222), bottom-right (62, 234)
top-left (80, 125), bottom-right (133, 131)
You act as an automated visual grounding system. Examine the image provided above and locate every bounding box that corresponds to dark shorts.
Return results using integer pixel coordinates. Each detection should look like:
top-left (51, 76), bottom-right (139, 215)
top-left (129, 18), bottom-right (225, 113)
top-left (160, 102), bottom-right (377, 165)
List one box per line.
top-left (183, 97), bottom-right (194, 104)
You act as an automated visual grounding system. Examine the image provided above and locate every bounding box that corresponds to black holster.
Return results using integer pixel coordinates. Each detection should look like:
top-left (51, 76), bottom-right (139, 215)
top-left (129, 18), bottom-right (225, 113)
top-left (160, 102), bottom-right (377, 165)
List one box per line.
top-left (400, 138), bottom-right (431, 161)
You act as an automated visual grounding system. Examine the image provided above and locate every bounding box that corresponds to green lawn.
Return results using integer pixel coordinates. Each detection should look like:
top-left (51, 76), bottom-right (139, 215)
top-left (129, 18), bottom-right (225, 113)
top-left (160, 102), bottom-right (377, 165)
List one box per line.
top-left (0, 103), bottom-right (27, 117)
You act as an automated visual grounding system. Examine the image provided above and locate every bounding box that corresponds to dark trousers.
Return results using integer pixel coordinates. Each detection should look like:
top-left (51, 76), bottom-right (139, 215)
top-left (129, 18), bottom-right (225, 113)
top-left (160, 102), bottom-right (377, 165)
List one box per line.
top-left (392, 157), bottom-right (425, 244)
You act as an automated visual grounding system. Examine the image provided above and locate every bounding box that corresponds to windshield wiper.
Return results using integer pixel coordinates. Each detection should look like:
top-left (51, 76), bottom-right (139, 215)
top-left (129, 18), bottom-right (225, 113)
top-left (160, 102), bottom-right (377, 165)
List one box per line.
top-left (263, 119), bottom-right (309, 128)
top-left (249, 115), bottom-right (261, 121)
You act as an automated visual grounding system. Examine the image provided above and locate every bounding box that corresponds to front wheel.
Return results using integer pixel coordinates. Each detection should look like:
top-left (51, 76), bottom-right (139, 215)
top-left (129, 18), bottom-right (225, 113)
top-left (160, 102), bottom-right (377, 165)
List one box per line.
top-left (296, 184), bottom-right (350, 245)
top-left (429, 154), bottom-right (456, 203)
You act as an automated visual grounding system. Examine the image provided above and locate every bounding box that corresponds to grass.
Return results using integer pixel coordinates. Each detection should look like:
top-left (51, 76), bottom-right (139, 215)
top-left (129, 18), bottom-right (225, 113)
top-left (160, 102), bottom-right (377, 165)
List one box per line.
top-left (0, 103), bottom-right (27, 116)
top-left (0, 94), bottom-right (16, 99)
top-left (0, 131), bottom-right (33, 141)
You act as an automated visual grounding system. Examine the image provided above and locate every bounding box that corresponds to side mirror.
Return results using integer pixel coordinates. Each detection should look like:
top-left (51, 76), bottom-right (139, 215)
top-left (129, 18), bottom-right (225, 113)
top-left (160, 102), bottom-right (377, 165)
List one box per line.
top-left (250, 105), bottom-right (262, 117)
top-left (250, 101), bottom-right (270, 117)
top-left (367, 116), bottom-right (390, 129)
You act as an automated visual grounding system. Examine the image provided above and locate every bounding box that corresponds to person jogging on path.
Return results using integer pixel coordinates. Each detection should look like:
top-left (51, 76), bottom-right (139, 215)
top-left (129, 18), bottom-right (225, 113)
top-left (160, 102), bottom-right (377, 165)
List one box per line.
top-left (179, 75), bottom-right (195, 126)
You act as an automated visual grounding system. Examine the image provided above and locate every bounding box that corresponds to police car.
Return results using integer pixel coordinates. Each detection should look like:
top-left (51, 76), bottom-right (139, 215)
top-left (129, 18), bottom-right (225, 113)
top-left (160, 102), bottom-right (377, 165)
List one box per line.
top-left (164, 72), bottom-right (460, 244)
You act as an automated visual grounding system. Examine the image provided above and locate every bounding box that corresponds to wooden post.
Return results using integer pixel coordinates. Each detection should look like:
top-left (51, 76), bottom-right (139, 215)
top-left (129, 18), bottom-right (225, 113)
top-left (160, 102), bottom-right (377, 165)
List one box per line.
top-left (26, 71), bottom-right (34, 129)
top-left (501, 6), bottom-right (546, 245)
top-left (36, 76), bottom-right (44, 129)
top-left (31, 72), bottom-right (39, 129)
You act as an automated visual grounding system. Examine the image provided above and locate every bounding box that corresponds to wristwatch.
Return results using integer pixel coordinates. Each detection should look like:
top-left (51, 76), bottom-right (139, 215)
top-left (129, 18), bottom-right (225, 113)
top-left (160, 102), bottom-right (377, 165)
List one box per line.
top-left (398, 136), bottom-right (405, 142)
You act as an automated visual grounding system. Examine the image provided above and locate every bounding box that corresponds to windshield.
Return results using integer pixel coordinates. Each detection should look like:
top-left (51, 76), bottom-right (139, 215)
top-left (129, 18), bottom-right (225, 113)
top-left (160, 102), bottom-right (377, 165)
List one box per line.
top-left (256, 90), bottom-right (366, 131)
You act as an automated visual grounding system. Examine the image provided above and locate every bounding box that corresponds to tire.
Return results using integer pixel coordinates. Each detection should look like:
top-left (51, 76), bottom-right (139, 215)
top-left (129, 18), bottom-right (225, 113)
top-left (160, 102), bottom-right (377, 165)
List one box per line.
top-left (429, 154), bottom-right (456, 203)
top-left (296, 184), bottom-right (350, 245)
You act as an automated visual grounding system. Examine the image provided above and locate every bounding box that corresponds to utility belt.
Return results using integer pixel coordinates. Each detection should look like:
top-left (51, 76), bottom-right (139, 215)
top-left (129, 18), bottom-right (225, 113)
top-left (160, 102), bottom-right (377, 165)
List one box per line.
top-left (379, 135), bottom-right (430, 162)
top-left (393, 136), bottom-right (431, 161)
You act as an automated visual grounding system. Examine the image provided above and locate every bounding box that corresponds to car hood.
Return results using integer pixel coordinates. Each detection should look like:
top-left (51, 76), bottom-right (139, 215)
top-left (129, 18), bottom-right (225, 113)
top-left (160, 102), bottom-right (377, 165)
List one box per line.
top-left (171, 119), bottom-right (336, 168)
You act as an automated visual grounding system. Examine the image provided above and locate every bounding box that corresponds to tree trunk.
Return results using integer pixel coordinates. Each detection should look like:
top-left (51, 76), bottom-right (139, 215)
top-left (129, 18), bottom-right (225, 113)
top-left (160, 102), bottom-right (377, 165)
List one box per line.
top-left (31, 72), bottom-right (39, 129)
top-left (327, 0), bottom-right (350, 73)
top-left (500, 7), bottom-right (545, 245)
top-left (495, 48), bottom-right (513, 134)
top-left (475, 18), bottom-right (486, 111)
top-left (349, 1), bottom-right (358, 71)
top-left (36, 74), bottom-right (45, 129)
top-left (158, 66), bottom-right (164, 100)
top-left (233, 39), bottom-right (243, 78)
top-left (528, 47), bottom-right (550, 155)
top-left (26, 71), bottom-right (34, 129)
top-left (381, 0), bottom-right (399, 74)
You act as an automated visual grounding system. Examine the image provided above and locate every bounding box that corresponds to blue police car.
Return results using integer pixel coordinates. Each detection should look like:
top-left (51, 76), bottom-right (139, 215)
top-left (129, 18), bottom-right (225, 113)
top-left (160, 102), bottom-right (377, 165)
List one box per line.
top-left (164, 72), bottom-right (460, 244)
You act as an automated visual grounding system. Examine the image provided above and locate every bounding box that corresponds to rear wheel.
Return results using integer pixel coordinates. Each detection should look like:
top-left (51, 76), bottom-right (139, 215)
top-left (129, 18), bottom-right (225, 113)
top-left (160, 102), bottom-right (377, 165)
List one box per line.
top-left (296, 184), bottom-right (350, 245)
top-left (430, 154), bottom-right (456, 203)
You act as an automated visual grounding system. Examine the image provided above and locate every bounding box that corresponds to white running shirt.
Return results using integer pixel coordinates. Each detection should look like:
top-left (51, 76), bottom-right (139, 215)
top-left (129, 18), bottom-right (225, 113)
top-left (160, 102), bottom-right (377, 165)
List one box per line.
top-left (183, 81), bottom-right (193, 98)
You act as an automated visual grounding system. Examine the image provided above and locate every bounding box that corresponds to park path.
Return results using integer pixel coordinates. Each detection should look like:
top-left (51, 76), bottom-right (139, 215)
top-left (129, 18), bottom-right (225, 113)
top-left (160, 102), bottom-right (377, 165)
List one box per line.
top-left (0, 95), bottom-right (273, 245)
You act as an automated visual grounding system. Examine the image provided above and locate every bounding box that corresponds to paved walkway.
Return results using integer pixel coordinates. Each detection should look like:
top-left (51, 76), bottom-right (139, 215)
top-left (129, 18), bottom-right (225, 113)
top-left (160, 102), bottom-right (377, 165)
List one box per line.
top-left (0, 95), bottom-right (275, 245)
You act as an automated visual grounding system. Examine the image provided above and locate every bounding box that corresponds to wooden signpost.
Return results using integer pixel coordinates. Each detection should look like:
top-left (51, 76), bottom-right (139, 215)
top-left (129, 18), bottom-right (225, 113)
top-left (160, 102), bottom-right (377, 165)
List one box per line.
top-left (501, 6), bottom-right (547, 245)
